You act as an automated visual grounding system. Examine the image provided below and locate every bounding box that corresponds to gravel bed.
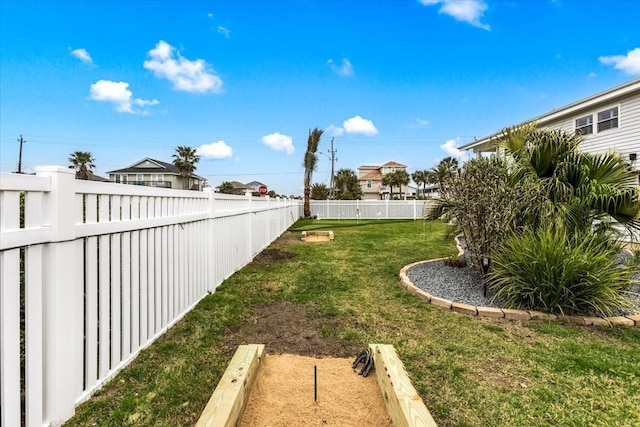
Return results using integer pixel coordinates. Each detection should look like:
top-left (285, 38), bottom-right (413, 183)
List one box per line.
top-left (406, 259), bottom-right (640, 317)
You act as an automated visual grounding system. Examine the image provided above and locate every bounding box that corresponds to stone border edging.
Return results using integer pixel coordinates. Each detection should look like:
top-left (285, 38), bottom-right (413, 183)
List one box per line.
top-left (399, 259), bottom-right (640, 328)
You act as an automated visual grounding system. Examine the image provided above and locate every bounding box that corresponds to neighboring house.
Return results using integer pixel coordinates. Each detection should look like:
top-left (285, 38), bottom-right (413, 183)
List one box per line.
top-left (215, 181), bottom-right (254, 195)
top-left (460, 78), bottom-right (640, 181)
top-left (107, 158), bottom-right (205, 190)
top-left (358, 161), bottom-right (414, 200)
top-left (245, 181), bottom-right (267, 192)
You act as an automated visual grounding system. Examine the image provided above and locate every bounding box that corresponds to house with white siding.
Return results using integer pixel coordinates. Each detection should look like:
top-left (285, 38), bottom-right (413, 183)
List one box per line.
top-left (460, 78), bottom-right (640, 177)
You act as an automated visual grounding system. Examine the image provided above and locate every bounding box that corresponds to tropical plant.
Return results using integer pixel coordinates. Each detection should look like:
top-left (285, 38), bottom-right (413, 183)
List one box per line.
top-left (411, 170), bottom-right (429, 197)
top-left (172, 146), bottom-right (200, 190)
top-left (488, 226), bottom-right (639, 316)
top-left (382, 169), bottom-right (410, 199)
top-left (218, 181), bottom-right (235, 194)
top-left (426, 157), bottom-right (459, 192)
top-left (311, 183), bottom-right (329, 200)
top-left (334, 168), bottom-right (363, 200)
top-left (68, 151), bottom-right (95, 180)
top-left (303, 128), bottom-right (323, 218)
top-left (499, 126), bottom-right (640, 236)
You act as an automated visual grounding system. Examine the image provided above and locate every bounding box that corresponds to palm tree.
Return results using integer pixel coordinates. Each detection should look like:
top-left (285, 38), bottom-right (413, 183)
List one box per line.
top-left (427, 157), bottom-right (459, 194)
top-left (498, 126), bottom-right (640, 235)
top-left (334, 168), bottom-right (363, 200)
top-left (303, 128), bottom-right (323, 218)
top-left (218, 181), bottom-right (235, 194)
top-left (411, 170), bottom-right (428, 197)
top-left (382, 170), bottom-right (410, 199)
top-left (68, 151), bottom-right (95, 180)
top-left (172, 146), bottom-right (200, 190)
top-left (311, 183), bottom-right (329, 200)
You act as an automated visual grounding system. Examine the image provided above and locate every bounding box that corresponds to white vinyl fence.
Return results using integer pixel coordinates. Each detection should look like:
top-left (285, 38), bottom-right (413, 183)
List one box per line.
top-left (309, 199), bottom-right (436, 220)
top-left (0, 167), bottom-right (300, 427)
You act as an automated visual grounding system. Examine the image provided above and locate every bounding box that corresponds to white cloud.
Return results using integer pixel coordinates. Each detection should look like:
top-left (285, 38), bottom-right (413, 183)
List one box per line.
top-left (326, 125), bottom-right (345, 137)
top-left (599, 47), bottom-right (640, 75)
top-left (198, 141), bottom-right (233, 159)
top-left (90, 80), bottom-right (159, 114)
top-left (218, 26), bottom-right (231, 38)
top-left (343, 115), bottom-right (378, 136)
top-left (143, 40), bottom-right (223, 93)
top-left (413, 118), bottom-right (430, 128)
top-left (588, 72), bottom-right (597, 78)
top-left (440, 138), bottom-right (469, 160)
top-left (327, 58), bottom-right (354, 77)
top-left (261, 132), bottom-right (294, 154)
top-left (71, 48), bottom-right (93, 64)
top-left (419, 0), bottom-right (490, 30)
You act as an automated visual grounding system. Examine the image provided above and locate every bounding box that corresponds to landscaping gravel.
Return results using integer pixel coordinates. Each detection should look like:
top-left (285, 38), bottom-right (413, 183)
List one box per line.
top-left (406, 258), bottom-right (640, 317)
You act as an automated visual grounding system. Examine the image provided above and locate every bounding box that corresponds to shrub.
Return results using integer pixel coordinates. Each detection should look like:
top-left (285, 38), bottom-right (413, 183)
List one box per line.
top-left (487, 227), bottom-right (639, 317)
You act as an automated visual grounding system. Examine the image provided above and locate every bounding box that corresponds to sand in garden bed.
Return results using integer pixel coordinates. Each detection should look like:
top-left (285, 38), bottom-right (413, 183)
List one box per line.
top-left (240, 354), bottom-right (393, 427)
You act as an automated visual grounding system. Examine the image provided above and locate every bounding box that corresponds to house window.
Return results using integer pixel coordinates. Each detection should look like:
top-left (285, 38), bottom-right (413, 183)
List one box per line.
top-left (136, 174), bottom-right (144, 182)
top-left (597, 107), bottom-right (618, 132)
top-left (366, 180), bottom-right (372, 188)
top-left (575, 115), bottom-right (593, 135)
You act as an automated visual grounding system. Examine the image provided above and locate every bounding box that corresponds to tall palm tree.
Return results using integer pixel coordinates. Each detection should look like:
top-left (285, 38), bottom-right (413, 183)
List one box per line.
top-left (303, 128), bottom-right (323, 218)
top-left (411, 170), bottom-right (428, 197)
top-left (68, 151), bottom-right (95, 180)
top-left (383, 170), bottom-right (410, 199)
top-left (172, 146), bottom-right (200, 190)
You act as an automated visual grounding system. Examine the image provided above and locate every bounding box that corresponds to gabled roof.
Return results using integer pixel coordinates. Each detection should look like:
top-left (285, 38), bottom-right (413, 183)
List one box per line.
top-left (361, 170), bottom-right (383, 180)
top-left (107, 157), bottom-right (204, 179)
top-left (245, 181), bottom-right (266, 188)
top-left (461, 77), bottom-right (640, 151)
top-left (381, 161), bottom-right (407, 168)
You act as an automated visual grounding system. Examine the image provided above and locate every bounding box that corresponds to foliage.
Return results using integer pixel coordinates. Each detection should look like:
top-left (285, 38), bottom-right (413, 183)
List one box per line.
top-left (333, 168), bottom-right (363, 200)
top-left (311, 183), bottom-right (329, 200)
top-left (172, 146), bottom-right (200, 190)
top-left (499, 126), bottom-right (640, 235)
top-left (382, 169), bottom-right (410, 199)
top-left (488, 227), bottom-right (639, 316)
top-left (68, 151), bottom-right (95, 180)
top-left (430, 155), bottom-right (526, 273)
top-left (303, 128), bottom-right (323, 217)
top-left (443, 254), bottom-right (466, 268)
top-left (426, 156), bottom-right (459, 191)
top-left (218, 181), bottom-right (235, 194)
top-left (411, 170), bottom-right (429, 197)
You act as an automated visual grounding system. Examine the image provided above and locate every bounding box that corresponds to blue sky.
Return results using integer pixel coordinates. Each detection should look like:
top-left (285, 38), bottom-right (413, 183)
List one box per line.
top-left (1, 0), bottom-right (639, 196)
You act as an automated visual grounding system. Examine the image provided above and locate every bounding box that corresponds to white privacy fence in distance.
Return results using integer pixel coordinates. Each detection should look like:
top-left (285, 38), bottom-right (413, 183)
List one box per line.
top-left (309, 199), bottom-right (438, 220)
top-left (0, 167), bottom-right (300, 427)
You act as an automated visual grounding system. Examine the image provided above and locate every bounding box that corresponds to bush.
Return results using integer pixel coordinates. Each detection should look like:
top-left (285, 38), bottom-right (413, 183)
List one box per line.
top-left (487, 227), bottom-right (639, 317)
top-left (443, 254), bottom-right (466, 268)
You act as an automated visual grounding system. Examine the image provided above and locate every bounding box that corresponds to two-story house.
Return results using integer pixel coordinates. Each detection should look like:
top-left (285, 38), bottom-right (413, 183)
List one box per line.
top-left (358, 161), bottom-right (413, 200)
top-left (107, 158), bottom-right (205, 190)
top-left (460, 77), bottom-right (640, 182)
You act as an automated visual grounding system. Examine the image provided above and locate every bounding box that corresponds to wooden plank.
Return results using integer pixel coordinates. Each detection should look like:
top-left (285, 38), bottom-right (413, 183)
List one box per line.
top-left (369, 344), bottom-right (438, 427)
top-left (196, 344), bottom-right (265, 427)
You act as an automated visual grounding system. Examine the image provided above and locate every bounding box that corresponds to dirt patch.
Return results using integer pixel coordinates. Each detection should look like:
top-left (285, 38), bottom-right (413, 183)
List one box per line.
top-left (250, 248), bottom-right (297, 268)
top-left (240, 354), bottom-right (392, 427)
top-left (234, 302), bottom-right (361, 358)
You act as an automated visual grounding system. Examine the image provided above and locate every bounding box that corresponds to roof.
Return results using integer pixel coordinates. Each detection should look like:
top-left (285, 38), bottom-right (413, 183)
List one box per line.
top-left (360, 170), bottom-right (384, 180)
top-left (245, 181), bottom-right (266, 188)
top-left (381, 161), bottom-right (407, 168)
top-left (461, 77), bottom-right (640, 151)
top-left (107, 157), bottom-right (204, 179)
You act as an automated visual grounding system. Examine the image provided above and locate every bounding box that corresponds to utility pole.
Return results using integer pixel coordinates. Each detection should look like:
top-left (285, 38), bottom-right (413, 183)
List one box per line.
top-left (17, 135), bottom-right (26, 174)
top-left (328, 137), bottom-right (337, 199)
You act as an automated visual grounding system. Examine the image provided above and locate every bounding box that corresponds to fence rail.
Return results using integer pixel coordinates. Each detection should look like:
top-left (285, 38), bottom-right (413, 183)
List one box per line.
top-left (0, 167), bottom-right (300, 427)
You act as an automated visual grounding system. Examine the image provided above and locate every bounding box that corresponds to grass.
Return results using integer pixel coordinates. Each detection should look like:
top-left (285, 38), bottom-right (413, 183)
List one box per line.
top-left (65, 219), bottom-right (640, 426)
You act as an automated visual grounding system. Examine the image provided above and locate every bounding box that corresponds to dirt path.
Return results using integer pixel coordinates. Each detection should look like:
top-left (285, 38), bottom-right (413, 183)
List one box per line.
top-left (240, 354), bottom-right (393, 427)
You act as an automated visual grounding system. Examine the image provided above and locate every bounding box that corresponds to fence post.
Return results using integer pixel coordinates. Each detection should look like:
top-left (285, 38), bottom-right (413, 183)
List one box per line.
top-left (246, 192), bottom-right (253, 259)
top-left (36, 166), bottom-right (83, 424)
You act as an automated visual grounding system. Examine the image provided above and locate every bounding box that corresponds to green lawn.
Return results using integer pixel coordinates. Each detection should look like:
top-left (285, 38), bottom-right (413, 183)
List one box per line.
top-left (65, 220), bottom-right (640, 426)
